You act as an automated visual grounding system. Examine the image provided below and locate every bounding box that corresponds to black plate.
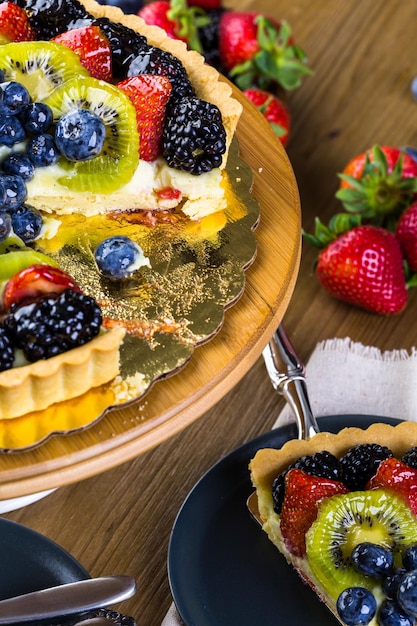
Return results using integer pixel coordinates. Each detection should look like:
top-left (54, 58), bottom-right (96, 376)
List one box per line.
top-left (168, 414), bottom-right (401, 626)
top-left (0, 517), bottom-right (88, 602)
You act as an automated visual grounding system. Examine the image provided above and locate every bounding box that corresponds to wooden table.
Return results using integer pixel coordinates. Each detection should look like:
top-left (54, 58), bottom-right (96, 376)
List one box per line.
top-left (6, 1), bottom-right (417, 624)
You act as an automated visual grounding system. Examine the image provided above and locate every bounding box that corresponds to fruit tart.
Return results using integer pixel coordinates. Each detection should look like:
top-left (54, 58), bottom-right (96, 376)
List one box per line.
top-left (250, 421), bottom-right (417, 626)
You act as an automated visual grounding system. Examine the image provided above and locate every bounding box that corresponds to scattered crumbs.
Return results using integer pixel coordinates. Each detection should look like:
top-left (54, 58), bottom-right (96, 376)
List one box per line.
top-left (258, 167), bottom-right (263, 173)
top-left (236, 177), bottom-right (241, 183)
top-left (111, 373), bottom-right (148, 404)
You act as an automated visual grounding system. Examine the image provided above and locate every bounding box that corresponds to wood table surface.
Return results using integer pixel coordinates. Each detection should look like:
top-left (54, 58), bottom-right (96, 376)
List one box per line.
top-left (5, 1), bottom-right (417, 624)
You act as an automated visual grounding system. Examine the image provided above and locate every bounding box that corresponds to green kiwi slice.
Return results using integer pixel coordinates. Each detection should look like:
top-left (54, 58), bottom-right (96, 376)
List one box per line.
top-left (305, 489), bottom-right (417, 600)
top-left (0, 249), bottom-right (58, 282)
top-left (43, 76), bottom-right (140, 194)
top-left (0, 42), bottom-right (89, 101)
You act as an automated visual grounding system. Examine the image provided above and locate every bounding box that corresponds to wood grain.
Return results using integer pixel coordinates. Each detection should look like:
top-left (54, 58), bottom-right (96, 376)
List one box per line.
top-left (6, 2), bottom-right (417, 626)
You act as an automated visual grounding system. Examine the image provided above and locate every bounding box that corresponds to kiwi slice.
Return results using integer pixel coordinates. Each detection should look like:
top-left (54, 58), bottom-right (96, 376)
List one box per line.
top-left (0, 42), bottom-right (89, 101)
top-left (305, 489), bottom-right (417, 600)
top-left (0, 249), bottom-right (58, 282)
top-left (43, 76), bottom-right (140, 193)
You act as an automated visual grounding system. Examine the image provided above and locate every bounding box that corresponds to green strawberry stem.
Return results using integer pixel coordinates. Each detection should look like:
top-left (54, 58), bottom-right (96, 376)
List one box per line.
top-left (167, 0), bottom-right (209, 53)
top-left (336, 145), bottom-right (417, 221)
top-left (302, 213), bottom-right (362, 249)
top-left (230, 18), bottom-right (313, 91)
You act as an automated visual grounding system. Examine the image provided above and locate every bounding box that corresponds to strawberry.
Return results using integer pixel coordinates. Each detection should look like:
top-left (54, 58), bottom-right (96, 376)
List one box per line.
top-left (396, 202), bottom-right (417, 272)
top-left (367, 457), bottom-right (417, 515)
top-left (218, 13), bottom-right (312, 91)
top-left (138, 0), bottom-right (209, 53)
top-left (0, 1), bottom-right (34, 43)
top-left (3, 264), bottom-right (82, 311)
top-left (304, 217), bottom-right (408, 314)
top-left (336, 145), bottom-right (417, 226)
top-left (52, 26), bottom-right (112, 82)
top-left (243, 88), bottom-right (290, 146)
top-left (187, 0), bottom-right (220, 9)
top-left (116, 74), bottom-right (172, 161)
top-left (280, 468), bottom-right (349, 557)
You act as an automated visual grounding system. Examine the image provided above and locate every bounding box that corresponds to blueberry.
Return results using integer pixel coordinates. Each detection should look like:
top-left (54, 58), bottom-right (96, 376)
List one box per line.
top-left (21, 101), bottom-right (53, 135)
top-left (94, 235), bottom-right (149, 279)
top-left (383, 569), bottom-right (407, 599)
top-left (398, 571), bottom-right (417, 616)
top-left (351, 542), bottom-right (394, 578)
top-left (0, 81), bottom-right (31, 116)
top-left (336, 587), bottom-right (377, 625)
top-left (10, 205), bottom-right (43, 243)
top-left (412, 77), bottom-right (417, 101)
top-left (0, 211), bottom-right (11, 242)
top-left (27, 133), bottom-right (60, 167)
top-left (0, 114), bottom-right (26, 146)
top-left (55, 109), bottom-right (106, 162)
top-left (2, 153), bottom-right (35, 181)
top-left (378, 599), bottom-right (415, 626)
top-left (403, 546), bottom-right (417, 571)
top-left (0, 174), bottom-right (27, 212)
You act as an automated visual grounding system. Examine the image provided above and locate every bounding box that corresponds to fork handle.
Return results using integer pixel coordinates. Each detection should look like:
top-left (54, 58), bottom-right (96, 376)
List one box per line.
top-left (262, 324), bottom-right (320, 439)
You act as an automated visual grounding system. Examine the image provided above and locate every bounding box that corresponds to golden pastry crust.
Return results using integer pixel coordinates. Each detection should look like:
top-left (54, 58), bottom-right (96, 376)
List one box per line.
top-left (81, 0), bottom-right (242, 168)
top-left (0, 326), bottom-right (125, 419)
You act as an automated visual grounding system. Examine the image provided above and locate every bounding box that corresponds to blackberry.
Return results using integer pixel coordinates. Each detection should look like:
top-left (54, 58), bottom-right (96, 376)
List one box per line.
top-left (16, 0), bottom-right (93, 39)
top-left (0, 326), bottom-right (14, 372)
top-left (4, 289), bottom-right (102, 361)
top-left (272, 450), bottom-right (342, 514)
top-left (93, 17), bottom-right (148, 81)
top-left (163, 96), bottom-right (226, 175)
top-left (198, 8), bottom-right (227, 71)
top-left (340, 443), bottom-right (393, 490)
top-left (403, 447), bottom-right (417, 469)
top-left (127, 45), bottom-right (194, 101)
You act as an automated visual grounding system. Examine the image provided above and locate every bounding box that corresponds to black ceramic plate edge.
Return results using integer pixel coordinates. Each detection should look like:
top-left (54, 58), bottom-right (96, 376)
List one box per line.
top-left (168, 414), bottom-right (401, 626)
top-left (0, 517), bottom-right (88, 602)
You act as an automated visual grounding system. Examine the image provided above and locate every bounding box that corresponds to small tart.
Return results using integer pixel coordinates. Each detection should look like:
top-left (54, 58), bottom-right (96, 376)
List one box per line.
top-left (249, 421), bottom-right (417, 625)
top-left (0, 326), bottom-right (125, 420)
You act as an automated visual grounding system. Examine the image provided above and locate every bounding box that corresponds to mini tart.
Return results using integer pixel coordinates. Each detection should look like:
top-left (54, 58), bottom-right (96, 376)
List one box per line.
top-left (0, 326), bottom-right (125, 420)
top-left (249, 421), bottom-right (417, 625)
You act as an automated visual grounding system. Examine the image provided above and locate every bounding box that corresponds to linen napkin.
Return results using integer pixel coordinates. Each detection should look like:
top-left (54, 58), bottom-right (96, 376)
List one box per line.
top-left (161, 336), bottom-right (417, 625)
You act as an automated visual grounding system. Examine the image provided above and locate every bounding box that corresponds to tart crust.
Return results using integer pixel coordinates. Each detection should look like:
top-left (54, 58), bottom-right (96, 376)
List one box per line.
top-left (0, 326), bottom-right (125, 420)
top-left (249, 421), bottom-right (417, 625)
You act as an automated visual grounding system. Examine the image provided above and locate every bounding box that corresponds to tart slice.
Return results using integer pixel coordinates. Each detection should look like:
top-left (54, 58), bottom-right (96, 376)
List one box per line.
top-left (250, 421), bottom-right (417, 626)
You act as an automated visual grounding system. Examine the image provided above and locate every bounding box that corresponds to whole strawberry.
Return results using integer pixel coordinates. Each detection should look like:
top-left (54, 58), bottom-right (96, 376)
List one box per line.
top-left (243, 88), bottom-right (290, 146)
top-left (304, 218), bottom-right (408, 314)
top-left (336, 145), bottom-right (417, 226)
top-left (280, 468), bottom-right (349, 557)
top-left (218, 13), bottom-right (312, 91)
top-left (396, 202), bottom-right (417, 272)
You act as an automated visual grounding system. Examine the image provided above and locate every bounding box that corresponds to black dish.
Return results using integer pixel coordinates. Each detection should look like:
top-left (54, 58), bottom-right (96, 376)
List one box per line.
top-left (0, 517), bottom-right (88, 602)
top-left (168, 414), bottom-right (400, 626)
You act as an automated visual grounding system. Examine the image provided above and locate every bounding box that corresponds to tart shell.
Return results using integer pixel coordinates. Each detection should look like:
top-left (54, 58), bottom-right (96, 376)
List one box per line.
top-left (0, 327), bottom-right (125, 420)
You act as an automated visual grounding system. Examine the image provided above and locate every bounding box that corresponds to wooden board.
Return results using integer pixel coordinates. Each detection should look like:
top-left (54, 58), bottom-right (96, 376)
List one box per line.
top-left (0, 87), bottom-right (301, 499)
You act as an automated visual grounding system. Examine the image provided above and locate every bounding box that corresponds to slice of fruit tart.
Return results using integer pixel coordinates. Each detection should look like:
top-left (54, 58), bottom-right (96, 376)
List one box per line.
top-left (250, 421), bottom-right (417, 626)
top-left (0, 0), bottom-right (243, 423)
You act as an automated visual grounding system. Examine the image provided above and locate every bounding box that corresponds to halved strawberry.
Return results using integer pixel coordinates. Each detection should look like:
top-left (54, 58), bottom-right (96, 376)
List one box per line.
top-left (0, 1), bottom-right (35, 43)
top-left (52, 26), bottom-right (112, 82)
top-left (116, 74), bottom-right (172, 161)
top-left (280, 468), bottom-right (349, 557)
top-left (3, 264), bottom-right (82, 311)
top-left (367, 457), bottom-right (417, 515)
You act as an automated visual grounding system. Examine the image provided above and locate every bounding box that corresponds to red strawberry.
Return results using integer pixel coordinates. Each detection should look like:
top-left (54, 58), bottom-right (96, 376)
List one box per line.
top-left (336, 145), bottom-right (417, 223)
top-left (304, 220), bottom-right (408, 314)
top-left (117, 74), bottom-right (172, 161)
top-left (396, 202), bottom-right (417, 272)
top-left (367, 457), bottom-right (417, 515)
top-left (280, 469), bottom-right (349, 557)
top-left (243, 88), bottom-right (290, 146)
top-left (187, 0), bottom-right (220, 9)
top-left (218, 13), bottom-right (312, 91)
top-left (138, 0), bottom-right (208, 53)
top-left (52, 26), bottom-right (112, 82)
top-left (0, 1), bottom-right (34, 43)
top-left (3, 264), bottom-right (82, 311)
